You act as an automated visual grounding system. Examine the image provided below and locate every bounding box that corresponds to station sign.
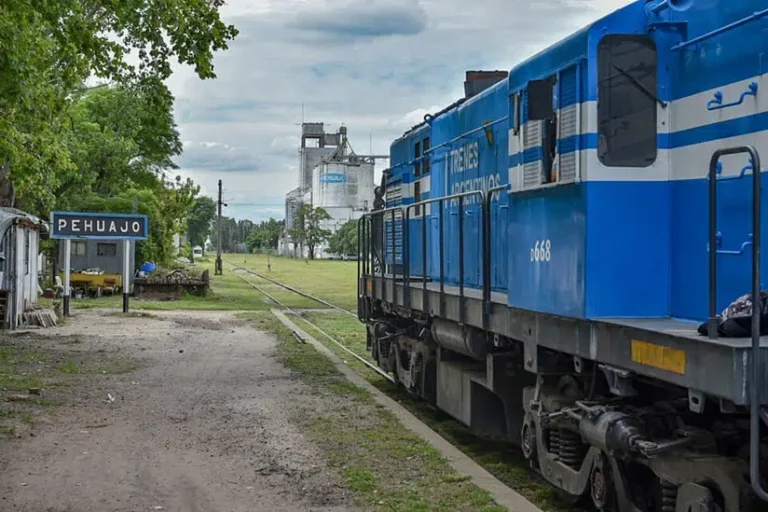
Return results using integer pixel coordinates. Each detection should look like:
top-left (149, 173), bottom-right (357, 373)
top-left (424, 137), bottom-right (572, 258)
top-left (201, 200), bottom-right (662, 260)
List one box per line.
top-left (50, 212), bottom-right (149, 240)
top-left (320, 173), bottom-right (347, 184)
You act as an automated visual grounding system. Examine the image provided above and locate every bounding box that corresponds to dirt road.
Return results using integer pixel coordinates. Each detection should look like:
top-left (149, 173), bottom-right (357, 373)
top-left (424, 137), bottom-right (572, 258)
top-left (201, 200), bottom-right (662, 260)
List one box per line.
top-left (0, 310), bottom-right (357, 512)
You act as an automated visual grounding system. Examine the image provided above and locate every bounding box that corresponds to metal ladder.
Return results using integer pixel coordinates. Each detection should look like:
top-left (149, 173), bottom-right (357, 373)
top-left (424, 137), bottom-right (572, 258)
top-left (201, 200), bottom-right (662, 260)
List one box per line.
top-left (707, 145), bottom-right (768, 501)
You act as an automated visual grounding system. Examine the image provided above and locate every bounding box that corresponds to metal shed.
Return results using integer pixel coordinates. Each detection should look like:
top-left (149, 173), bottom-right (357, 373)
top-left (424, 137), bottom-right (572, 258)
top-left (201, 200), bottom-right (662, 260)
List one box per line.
top-left (0, 207), bottom-right (47, 329)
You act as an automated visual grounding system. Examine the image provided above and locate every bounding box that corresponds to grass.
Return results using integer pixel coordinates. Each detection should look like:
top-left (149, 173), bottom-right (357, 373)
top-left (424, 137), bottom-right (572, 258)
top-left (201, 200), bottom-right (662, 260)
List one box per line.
top-left (225, 253), bottom-right (358, 310)
top-left (0, 343), bottom-right (54, 437)
top-left (0, 337), bottom-right (139, 438)
top-left (66, 258), bottom-right (324, 312)
top-left (208, 255), bottom-right (568, 511)
top-left (296, 311), bottom-right (571, 512)
top-left (242, 311), bottom-right (506, 511)
top-left (55, 357), bottom-right (137, 375)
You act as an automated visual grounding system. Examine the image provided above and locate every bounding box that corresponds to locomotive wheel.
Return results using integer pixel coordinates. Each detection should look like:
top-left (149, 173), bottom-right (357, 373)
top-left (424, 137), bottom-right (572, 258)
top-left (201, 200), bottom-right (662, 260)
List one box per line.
top-left (590, 455), bottom-right (615, 511)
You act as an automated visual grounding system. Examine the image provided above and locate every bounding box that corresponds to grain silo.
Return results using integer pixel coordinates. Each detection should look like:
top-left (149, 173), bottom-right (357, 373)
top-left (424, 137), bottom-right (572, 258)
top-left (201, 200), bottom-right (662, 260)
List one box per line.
top-left (282, 123), bottom-right (387, 258)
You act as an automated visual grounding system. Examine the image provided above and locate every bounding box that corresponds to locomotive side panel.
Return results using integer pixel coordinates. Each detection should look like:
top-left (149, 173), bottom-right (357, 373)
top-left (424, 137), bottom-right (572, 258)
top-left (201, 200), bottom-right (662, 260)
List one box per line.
top-left (505, 21), bottom-right (589, 318)
top-left (508, 186), bottom-right (586, 318)
top-left (667, 0), bottom-right (768, 321)
top-left (583, 26), bottom-right (673, 319)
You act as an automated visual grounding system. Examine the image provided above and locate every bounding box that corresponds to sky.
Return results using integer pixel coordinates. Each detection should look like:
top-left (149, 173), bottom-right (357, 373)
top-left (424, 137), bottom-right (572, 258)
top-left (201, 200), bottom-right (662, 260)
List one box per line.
top-left (168, 0), bottom-right (634, 223)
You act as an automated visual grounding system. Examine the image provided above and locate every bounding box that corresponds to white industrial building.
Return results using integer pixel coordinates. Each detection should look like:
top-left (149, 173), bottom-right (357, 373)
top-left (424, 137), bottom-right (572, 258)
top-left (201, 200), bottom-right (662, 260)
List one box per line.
top-left (280, 123), bottom-right (386, 258)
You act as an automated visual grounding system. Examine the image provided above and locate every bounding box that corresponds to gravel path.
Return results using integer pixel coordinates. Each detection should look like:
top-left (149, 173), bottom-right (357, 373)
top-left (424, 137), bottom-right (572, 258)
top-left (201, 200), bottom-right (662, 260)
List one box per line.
top-left (0, 309), bottom-right (358, 512)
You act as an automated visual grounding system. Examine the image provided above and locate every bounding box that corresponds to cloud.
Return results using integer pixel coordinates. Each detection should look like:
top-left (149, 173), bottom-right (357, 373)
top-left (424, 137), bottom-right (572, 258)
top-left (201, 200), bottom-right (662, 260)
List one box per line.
top-left (169, 0), bottom-right (634, 222)
top-left (176, 140), bottom-right (260, 173)
top-left (288, 0), bottom-right (428, 42)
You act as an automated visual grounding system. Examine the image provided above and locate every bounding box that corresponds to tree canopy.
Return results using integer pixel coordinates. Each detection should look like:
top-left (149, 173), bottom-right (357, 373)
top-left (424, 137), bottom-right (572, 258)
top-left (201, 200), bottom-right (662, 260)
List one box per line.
top-left (1, 1), bottom-right (238, 269)
top-left (327, 220), bottom-right (358, 257)
top-left (187, 196), bottom-right (217, 252)
top-left (290, 205), bottom-right (332, 260)
top-left (1, 1), bottom-right (237, 203)
top-left (245, 219), bottom-right (284, 253)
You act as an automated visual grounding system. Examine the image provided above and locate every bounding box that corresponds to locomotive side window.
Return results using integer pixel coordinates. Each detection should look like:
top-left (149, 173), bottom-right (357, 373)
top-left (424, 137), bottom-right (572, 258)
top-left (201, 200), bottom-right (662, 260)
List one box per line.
top-left (414, 140), bottom-right (421, 177)
top-left (422, 137), bottom-right (430, 174)
top-left (414, 181), bottom-right (421, 216)
top-left (597, 34), bottom-right (658, 168)
top-left (510, 93), bottom-right (521, 135)
top-left (527, 75), bottom-right (558, 184)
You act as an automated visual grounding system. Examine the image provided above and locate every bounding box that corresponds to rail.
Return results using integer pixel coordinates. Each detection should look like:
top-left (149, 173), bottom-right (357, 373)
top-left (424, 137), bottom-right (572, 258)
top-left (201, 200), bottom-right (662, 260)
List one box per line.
top-left (707, 145), bottom-right (768, 502)
top-left (230, 263), bottom-right (396, 384)
top-left (402, 189), bottom-right (486, 327)
top-left (672, 8), bottom-right (768, 51)
top-left (359, 184), bottom-right (510, 331)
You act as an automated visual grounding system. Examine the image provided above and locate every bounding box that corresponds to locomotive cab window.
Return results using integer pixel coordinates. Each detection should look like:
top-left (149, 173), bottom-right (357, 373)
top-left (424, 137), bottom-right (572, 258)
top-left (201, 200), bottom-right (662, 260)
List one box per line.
top-left (422, 137), bottom-right (430, 174)
top-left (527, 75), bottom-right (557, 184)
top-left (597, 34), bottom-right (658, 167)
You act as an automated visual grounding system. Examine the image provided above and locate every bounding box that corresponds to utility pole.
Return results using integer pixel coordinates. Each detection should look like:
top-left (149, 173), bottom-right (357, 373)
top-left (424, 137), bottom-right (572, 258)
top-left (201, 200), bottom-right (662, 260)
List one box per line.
top-left (215, 179), bottom-right (224, 275)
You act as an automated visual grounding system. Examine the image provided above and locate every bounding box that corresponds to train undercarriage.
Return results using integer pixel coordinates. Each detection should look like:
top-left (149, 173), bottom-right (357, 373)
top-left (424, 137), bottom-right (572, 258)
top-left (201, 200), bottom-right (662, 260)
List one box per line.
top-left (361, 301), bottom-right (766, 512)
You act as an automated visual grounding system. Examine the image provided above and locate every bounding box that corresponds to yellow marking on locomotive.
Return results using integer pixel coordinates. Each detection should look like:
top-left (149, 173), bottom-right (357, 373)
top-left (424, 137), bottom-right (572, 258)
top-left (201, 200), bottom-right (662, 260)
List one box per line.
top-left (631, 339), bottom-right (686, 375)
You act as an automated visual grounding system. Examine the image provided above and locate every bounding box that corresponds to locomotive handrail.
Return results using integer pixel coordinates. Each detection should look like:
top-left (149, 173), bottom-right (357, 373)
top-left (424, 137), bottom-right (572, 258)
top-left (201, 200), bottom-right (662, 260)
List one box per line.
top-left (708, 159), bottom-right (761, 182)
top-left (706, 82), bottom-right (758, 111)
top-left (360, 183), bottom-right (509, 332)
top-left (357, 215), bottom-right (371, 322)
top-left (483, 184), bottom-right (510, 328)
top-left (363, 205), bottom-right (405, 306)
top-left (672, 8), bottom-right (768, 51)
top-left (422, 116), bottom-right (508, 157)
top-left (403, 189), bottom-right (486, 327)
top-left (712, 232), bottom-right (753, 256)
top-left (707, 145), bottom-right (768, 502)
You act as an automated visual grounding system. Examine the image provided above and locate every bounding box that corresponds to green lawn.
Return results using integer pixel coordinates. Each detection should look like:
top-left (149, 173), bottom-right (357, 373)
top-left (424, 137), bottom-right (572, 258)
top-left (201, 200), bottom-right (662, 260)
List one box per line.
top-left (60, 257), bottom-right (323, 312)
top-left (224, 253), bottom-right (358, 310)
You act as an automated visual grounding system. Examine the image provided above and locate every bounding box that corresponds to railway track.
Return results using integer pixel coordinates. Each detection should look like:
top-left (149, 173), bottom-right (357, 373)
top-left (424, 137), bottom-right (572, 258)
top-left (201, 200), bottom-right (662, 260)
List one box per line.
top-left (228, 262), bottom-right (395, 384)
top-left (231, 263), bottom-right (357, 317)
top-left (225, 261), bottom-right (592, 512)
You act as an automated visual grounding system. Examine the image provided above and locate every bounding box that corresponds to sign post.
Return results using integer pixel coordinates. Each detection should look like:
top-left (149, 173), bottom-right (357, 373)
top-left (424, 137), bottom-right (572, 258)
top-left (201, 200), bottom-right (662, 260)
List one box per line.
top-left (123, 239), bottom-right (131, 313)
top-left (50, 212), bottom-right (149, 316)
top-left (63, 239), bottom-right (71, 316)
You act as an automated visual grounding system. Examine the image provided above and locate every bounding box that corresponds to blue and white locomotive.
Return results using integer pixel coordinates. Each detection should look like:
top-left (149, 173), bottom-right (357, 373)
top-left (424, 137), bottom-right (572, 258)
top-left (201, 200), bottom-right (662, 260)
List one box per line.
top-left (357, 0), bottom-right (768, 510)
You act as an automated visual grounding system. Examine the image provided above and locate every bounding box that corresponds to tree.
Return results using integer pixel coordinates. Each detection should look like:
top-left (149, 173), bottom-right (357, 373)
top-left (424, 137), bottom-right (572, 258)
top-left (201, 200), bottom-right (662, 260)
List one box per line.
top-left (74, 186), bottom-right (192, 266)
top-left (187, 196), bottom-right (216, 255)
top-left (21, 83), bottom-right (202, 268)
top-left (245, 218), bottom-right (285, 253)
top-left (1, 1), bottom-right (238, 209)
top-left (290, 205), bottom-right (332, 260)
top-left (328, 220), bottom-right (359, 257)
top-left (15, 85), bottom-right (185, 216)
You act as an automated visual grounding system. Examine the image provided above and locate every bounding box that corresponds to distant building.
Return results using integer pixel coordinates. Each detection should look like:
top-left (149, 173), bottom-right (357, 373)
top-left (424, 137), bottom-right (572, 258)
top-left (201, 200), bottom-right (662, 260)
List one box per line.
top-left (57, 238), bottom-right (136, 289)
top-left (280, 123), bottom-right (386, 258)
